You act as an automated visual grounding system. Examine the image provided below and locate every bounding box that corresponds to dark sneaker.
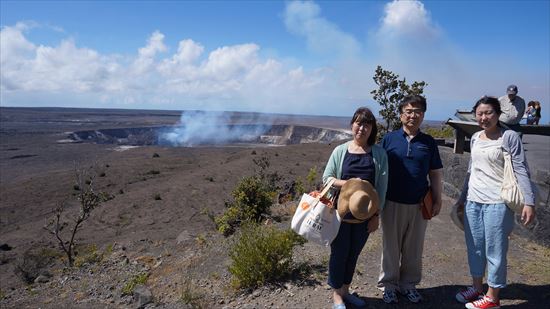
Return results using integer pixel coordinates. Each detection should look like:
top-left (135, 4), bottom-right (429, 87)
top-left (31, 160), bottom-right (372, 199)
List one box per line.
top-left (456, 286), bottom-right (483, 303)
top-left (466, 296), bottom-right (500, 309)
top-left (401, 288), bottom-right (422, 303)
top-left (382, 290), bottom-right (398, 304)
top-left (343, 293), bottom-right (366, 307)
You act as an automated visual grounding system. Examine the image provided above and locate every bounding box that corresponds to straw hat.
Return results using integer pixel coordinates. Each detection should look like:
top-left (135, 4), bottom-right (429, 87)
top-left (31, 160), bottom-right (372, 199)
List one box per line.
top-left (337, 179), bottom-right (379, 222)
top-left (450, 202), bottom-right (465, 231)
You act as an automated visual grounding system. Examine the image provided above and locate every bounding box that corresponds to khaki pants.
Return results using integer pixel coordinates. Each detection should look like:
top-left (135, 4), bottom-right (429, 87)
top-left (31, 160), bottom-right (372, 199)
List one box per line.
top-left (377, 200), bottom-right (427, 292)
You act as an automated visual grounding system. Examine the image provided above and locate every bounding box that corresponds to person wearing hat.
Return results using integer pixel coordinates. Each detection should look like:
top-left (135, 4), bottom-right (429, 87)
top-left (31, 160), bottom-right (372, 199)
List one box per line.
top-left (498, 85), bottom-right (526, 129)
top-left (322, 107), bottom-right (388, 309)
top-left (454, 96), bottom-right (535, 309)
top-left (377, 94), bottom-right (443, 304)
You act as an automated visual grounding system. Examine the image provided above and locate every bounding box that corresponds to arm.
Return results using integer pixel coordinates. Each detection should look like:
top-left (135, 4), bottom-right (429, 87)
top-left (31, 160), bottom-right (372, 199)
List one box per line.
top-left (376, 147), bottom-right (388, 211)
top-left (322, 143), bottom-right (346, 188)
top-left (367, 146), bottom-right (388, 233)
top-left (503, 130), bottom-right (536, 225)
top-left (428, 168), bottom-right (443, 216)
top-left (457, 133), bottom-right (476, 206)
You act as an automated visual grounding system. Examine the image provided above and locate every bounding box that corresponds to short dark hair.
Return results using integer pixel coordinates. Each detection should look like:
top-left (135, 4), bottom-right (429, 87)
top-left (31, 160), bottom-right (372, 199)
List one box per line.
top-left (399, 95), bottom-right (427, 113)
top-left (350, 107), bottom-right (378, 146)
top-left (472, 96), bottom-right (502, 115)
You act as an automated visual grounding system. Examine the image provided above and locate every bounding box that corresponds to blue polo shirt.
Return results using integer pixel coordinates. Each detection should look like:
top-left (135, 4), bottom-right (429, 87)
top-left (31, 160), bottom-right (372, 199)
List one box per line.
top-left (381, 128), bottom-right (443, 204)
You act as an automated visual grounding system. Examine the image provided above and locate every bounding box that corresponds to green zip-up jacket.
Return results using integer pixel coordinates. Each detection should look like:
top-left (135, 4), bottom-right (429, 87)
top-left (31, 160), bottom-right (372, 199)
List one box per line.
top-left (322, 141), bottom-right (389, 210)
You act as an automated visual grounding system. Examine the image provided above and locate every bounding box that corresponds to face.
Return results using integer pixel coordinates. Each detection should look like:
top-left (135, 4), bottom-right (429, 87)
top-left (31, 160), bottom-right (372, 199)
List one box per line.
top-left (400, 103), bottom-right (424, 131)
top-left (475, 103), bottom-right (499, 130)
top-left (508, 93), bottom-right (517, 100)
top-left (351, 119), bottom-right (372, 144)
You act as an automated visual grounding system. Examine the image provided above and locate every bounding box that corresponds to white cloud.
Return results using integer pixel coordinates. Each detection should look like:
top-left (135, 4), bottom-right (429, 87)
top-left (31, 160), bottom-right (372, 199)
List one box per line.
top-left (0, 22), bottom-right (36, 72)
top-left (372, 0), bottom-right (474, 106)
top-left (283, 1), bottom-right (360, 58)
top-left (203, 44), bottom-right (259, 81)
top-left (379, 0), bottom-right (439, 39)
top-left (172, 39), bottom-right (204, 65)
top-left (132, 30), bottom-right (167, 74)
top-left (0, 23), bottom-right (335, 114)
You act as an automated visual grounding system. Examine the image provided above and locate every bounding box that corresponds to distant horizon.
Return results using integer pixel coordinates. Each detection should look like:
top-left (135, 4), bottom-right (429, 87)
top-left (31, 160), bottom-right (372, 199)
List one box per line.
top-left (0, 105), bottom-right (460, 124)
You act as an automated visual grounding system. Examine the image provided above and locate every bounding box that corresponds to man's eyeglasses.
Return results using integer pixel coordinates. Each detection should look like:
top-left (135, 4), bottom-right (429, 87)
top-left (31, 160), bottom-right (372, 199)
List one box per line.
top-left (403, 109), bottom-right (424, 116)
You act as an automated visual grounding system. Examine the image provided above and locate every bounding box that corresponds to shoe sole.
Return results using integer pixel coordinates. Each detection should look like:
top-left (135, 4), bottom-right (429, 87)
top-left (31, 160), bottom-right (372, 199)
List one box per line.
top-left (465, 304), bottom-right (500, 309)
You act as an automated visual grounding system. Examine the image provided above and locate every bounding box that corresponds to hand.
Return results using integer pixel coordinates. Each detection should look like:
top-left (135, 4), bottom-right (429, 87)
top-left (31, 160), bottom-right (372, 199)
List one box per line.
top-left (521, 205), bottom-right (535, 225)
top-left (367, 215), bottom-right (379, 233)
top-left (431, 202), bottom-right (442, 217)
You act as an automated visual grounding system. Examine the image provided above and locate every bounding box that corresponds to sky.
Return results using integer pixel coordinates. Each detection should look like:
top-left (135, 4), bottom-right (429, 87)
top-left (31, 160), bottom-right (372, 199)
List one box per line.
top-left (1, 0), bottom-right (549, 121)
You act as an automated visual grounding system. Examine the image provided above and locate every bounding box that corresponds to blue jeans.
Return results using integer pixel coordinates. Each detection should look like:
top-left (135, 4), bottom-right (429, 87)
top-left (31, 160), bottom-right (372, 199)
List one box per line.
top-left (464, 201), bottom-right (514, 288)
top-left (328, 220), bottom-right (370, 289)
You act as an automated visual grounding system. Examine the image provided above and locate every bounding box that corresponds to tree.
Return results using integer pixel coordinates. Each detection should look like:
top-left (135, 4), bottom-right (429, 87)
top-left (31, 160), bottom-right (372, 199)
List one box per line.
top-left (44, 164), bottom-right (109, 266)
top-left (371, 65), bottom-right (427, 134)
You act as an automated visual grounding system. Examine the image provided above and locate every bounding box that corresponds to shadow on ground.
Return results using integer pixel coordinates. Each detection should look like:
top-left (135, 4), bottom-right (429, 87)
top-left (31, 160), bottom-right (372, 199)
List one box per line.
top-left (351, 283), bottom-right (550, 309)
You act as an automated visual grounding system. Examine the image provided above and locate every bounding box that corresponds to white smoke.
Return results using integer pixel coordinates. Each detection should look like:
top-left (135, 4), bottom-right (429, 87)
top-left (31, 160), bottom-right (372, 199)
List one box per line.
top-left (157, 111), bottom-right (273, 147)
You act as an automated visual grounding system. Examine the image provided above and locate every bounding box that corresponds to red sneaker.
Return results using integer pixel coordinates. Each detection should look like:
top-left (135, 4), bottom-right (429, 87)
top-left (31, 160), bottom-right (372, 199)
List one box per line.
top-left (466, 296), bottom-right (500, 309)
top-left (456, 286), bottom-right (482, 303)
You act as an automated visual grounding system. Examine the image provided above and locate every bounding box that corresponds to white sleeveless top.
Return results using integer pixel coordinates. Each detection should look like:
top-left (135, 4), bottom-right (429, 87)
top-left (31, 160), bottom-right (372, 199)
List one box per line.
top-left (467, 134), bottom-right (505, 204)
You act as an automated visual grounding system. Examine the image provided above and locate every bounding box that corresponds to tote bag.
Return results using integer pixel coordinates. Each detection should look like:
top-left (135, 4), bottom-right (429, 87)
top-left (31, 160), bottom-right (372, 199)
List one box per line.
top-left (501, 150), bottom-right (524, 212)
top-left (291, 178), bottom-right (341, 246)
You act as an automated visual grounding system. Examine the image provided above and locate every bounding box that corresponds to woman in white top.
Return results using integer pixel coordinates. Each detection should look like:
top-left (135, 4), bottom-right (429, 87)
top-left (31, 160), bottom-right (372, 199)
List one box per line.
top-left (455, 96), bottom-right (535, 309)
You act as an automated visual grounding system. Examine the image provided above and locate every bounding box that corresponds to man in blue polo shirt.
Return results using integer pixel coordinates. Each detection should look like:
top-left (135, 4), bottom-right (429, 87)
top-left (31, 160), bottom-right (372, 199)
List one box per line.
top-left (377, 95), bottom-right (443, 304)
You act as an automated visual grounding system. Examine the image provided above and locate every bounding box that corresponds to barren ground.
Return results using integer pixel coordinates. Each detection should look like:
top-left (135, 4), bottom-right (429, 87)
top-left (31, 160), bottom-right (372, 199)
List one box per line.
top-left (1, 107), bottom-right (549, 309)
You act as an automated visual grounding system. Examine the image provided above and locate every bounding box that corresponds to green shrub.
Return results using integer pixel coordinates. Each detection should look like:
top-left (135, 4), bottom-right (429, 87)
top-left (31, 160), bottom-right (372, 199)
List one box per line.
top-left (215, 176), bottom-right (273, 236)
top-left (424, 125), bottom-right (454, 138)
top-left (74, 244), bottom-right (103, 267)
top-left (306, 166), bottom-right (318, 191)
top-left (14, 248), bottom-right (61, 283)
top-left (180, 277), bottom-right (206, 308)
top-left (122, 273), bottom-right (149, 295)
top-left (294, 177), bottom-right (306, 196)
top-left (228, 224), bottom-right (305, 289)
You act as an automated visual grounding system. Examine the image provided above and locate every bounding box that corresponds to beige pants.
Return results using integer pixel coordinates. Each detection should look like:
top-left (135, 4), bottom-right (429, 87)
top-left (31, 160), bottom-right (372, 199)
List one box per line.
top-left (377, 200), bottom-right (427, 292)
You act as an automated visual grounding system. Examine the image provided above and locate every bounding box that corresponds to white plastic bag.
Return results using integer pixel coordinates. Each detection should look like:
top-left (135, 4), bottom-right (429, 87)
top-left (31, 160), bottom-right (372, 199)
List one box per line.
top-left (291, 178), bottom-right (341, 246)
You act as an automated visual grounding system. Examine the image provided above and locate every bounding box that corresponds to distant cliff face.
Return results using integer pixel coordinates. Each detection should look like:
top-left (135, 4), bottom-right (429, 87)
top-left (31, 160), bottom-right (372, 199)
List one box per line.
top-left (438, 146), bottom-right (550, 247)
top-left (68, 125), bottom-right (352, 147)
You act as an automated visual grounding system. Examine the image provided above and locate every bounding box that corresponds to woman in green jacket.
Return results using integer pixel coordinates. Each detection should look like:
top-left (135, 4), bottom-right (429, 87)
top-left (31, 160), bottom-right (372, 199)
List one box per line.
top-left (322, 107), bottom-right (388, 309)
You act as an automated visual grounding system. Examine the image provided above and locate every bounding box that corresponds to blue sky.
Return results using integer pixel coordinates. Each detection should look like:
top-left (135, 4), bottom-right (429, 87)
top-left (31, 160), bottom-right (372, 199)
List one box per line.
top-left (1, 0), bottom-right (549, 121)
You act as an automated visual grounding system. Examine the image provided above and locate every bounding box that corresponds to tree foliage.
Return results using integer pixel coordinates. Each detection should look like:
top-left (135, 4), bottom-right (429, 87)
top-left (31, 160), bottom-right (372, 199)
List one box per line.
top-left (371, 65), bottom-right (427, 134)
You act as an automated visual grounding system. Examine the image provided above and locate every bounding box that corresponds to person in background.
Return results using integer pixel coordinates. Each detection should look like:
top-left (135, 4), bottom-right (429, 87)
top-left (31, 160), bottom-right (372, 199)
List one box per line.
top-left (322, 107), bottom-right (388, 309)
top-left (498, 85), bottom-right (525, 131)
top-left (525, 101), bottom-right (536, 125)
top-left (455, 96), bottom-right (535, 309)
top-left (377, 95), bottom-right (443, 304)
top-left (533, 101), bottom-right (542, 125)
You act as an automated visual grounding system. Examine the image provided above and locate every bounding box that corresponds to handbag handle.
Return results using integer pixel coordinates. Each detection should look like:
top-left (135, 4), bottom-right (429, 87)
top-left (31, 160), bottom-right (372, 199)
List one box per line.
top-left (319, 177), bottom-right (336, 199)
